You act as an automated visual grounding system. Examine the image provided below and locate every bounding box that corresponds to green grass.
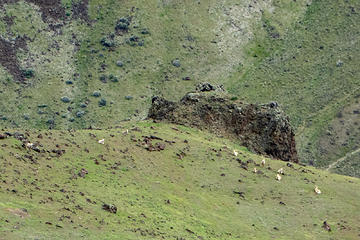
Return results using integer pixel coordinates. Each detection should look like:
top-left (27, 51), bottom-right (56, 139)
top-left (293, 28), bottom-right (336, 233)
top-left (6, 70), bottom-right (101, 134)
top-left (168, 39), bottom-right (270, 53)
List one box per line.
top-left (0, 122), bottom-right (359, 239)
top-left (0, 0), bottom-right (359, 174)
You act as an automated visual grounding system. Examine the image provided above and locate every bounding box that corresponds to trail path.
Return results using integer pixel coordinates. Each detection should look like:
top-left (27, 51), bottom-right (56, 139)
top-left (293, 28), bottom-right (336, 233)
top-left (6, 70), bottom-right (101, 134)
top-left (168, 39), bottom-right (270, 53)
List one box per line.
top-left (326, 147), bottom-right (360, 171)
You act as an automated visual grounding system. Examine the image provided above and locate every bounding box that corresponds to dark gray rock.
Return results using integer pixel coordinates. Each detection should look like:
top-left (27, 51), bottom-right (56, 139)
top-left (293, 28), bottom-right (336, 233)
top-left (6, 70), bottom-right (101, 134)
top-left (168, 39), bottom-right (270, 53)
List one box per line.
top-left (195, 82), bottom-right (225, 92)
top-left (195, 82), bottom-right (215, 92)
top-left (269, 101), bottom-right (279, 108)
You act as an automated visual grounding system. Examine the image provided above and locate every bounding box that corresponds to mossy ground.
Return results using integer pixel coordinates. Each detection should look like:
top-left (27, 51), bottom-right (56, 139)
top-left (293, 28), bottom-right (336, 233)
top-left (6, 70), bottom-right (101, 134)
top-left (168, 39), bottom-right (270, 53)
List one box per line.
top-left (0, 122), bottom-right (360, 239)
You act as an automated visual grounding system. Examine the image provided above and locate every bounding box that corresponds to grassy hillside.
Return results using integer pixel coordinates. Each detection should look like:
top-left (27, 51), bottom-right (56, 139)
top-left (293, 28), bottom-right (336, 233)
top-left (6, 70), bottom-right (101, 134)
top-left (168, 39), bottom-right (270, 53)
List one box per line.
top-left (228, 0), bottom-right (360, 176)
top-left (1, 121), bottom-right (360, 239)
top-left (0, 0), bottom-right (359, 174)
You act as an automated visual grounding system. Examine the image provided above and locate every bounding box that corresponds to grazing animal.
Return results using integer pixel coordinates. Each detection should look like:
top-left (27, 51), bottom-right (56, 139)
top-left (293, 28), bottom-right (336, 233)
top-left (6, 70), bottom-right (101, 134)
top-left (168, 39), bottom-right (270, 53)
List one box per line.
top-left (322, 221), bottom-right (331, 231)
top-left (233, 150), bottom-right (238, 157)
top-left (261, 158), bottom-right (266, 167)
top-left (26, 142), bottom-right (34, 148)
top-left (277, 168), bottom-right (284, 175)
top-left (314, 186), bottom-right (321, 194)
top-left (276, 174), bottom-right (282, 181)
top-left (122, 129), bottom-right (129, 135)
top-left (98, 139), bottom-right (105, 144)
top-left (253, 168), bottom-right (257, 173)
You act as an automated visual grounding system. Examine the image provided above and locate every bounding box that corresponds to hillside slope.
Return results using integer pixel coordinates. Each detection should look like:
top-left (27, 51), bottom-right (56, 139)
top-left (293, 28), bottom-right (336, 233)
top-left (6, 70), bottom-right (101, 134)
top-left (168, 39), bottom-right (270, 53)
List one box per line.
top-left (1, 122), bottom-right (360, 239)
top-left (0, 1), bottom-right (359, 175)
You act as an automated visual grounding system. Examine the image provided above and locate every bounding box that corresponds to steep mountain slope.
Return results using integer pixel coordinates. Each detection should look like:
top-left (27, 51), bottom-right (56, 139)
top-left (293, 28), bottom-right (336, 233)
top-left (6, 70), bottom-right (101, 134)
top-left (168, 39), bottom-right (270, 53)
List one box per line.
top-left (0, 0), bottom-right (359, 175)
top-left (1, 122), bottom-right (360, 239)
top-left (229, 0), bottom-right (360, 176)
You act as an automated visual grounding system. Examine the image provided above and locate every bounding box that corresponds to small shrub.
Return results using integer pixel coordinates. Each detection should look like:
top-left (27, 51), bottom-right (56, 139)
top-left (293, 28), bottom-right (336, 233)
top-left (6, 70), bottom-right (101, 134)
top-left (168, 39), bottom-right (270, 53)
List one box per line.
top-left (76, 111), bottom-right (85, 118)
top-left (99, 75), bottom-right (107, 83)
top-left (98, 98), bottom-right (107, 107)
top-left (61, 96), bottom-right (71, 103)
top-left (22, 69), bottom-right (34, 78)
top-left (125, 96), bottom-right (133, 100)
top-left (116, 61), bottom-right (124, 67)
top-left (172, 59), bottom-right (181, 67)
top-left (80, 103), bottom-right (87, 108)
top-left (92, 91), bottom-right (101, 97)
top-left (141, 28), bottom-right (150, 34)
top-left (100, 35), bottom-right (115, 48)
top-left (109, 74), bottom-right (118, 82)
top-left (115, 17), bottom-right (130, 31)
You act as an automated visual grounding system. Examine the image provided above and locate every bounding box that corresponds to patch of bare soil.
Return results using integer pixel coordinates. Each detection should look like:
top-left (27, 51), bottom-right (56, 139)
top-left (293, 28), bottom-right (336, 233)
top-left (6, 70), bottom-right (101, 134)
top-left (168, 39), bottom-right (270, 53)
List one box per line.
top-left (26, 0), bottom-right (66, 22)
top-left (0, 37), bottom-right (28, 83)
top-left (72, 0), bottom-right (90, 23)
top-left (1, 0), bottom-right (66, 21)
top-left (6, 208), bottom-right (30, 218)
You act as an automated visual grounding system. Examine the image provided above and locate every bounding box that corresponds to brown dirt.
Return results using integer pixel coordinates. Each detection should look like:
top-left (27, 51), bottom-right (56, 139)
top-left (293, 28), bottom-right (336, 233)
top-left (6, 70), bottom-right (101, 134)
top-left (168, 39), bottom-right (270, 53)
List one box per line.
top-left (72, 0), bottom-right (90, 23)
top-left (6, 208), bottom-right (30, 218)
top-left (26, 0), bottom-right (66, 22)
top-left (1, 0), bottom-right (66, 22)
top-left (0, 37), bottom-right (28, 83)
top-left (2, 15), bottom-right (14, 26)
top-left (0, 0), bottom-right (90, 82)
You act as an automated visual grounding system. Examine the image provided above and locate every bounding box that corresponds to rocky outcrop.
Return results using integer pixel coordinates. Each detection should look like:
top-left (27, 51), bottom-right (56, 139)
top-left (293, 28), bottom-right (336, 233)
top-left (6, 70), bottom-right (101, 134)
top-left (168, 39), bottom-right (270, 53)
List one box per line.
top-left (148, 83), bottom-right (298, 162)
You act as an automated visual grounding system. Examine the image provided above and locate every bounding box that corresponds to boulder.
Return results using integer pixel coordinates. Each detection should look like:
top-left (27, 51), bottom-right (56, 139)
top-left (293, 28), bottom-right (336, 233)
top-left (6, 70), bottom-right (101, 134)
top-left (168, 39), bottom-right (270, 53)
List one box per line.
top-left (148, 85), bottom-right (298, 162)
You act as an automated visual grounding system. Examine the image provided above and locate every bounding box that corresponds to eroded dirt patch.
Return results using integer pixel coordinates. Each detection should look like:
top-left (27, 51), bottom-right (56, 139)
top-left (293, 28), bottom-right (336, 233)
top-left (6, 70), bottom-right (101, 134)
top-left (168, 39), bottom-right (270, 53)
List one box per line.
top-left (1, 0), bottom-right (66, 22)
top-left (0, 37), bottom-right (28, 83)
top-left (26, 0), bottom-right (65, 22)
top-left (6, 208), bottom-right (30, 218)
top-left (72, 0), bottom-right (90, 23)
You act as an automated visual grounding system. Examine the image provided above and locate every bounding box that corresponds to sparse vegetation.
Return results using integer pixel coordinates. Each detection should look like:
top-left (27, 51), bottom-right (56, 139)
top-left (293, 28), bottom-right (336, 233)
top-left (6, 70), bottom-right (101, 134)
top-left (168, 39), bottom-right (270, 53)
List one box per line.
top-left (0, 1), bottom-right (359, 238)
top-left (0, 122), bottom-right (359, 239)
